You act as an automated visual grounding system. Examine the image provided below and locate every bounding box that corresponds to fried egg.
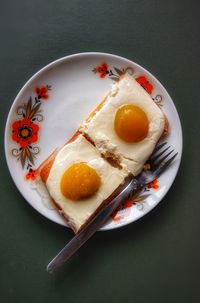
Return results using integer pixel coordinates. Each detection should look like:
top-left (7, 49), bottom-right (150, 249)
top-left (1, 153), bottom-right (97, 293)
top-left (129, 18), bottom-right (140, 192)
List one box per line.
top-left (80, 74), bottom-right (165, 175)
top-left (46, 135), bottom-right (128, 231)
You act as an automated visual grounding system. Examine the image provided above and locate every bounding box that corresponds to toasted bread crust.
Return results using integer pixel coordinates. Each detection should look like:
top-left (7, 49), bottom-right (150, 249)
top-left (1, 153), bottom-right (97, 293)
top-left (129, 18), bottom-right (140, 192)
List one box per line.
top-left (39, 150), bottom-right (58, 183)
top-left (85, 97), bottom-right (107, 123)
top-left (161, 114), bottom-right (169, 138)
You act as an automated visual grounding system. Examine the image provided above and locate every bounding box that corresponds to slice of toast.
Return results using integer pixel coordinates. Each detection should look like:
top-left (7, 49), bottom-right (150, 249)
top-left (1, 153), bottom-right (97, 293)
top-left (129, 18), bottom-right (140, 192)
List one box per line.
top-left (38, 134), bottom-right (128, 233)
top-left (80, 74), bottom-right (166, 175)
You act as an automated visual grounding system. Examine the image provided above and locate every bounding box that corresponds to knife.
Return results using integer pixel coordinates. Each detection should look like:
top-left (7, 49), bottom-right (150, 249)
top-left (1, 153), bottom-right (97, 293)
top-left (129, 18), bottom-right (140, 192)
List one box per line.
top-left (47, 177), bottom-right (141, 273)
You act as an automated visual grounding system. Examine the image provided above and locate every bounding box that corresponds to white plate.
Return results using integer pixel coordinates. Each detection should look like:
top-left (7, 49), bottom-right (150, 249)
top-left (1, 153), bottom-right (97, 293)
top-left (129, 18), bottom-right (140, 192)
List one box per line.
top-left (4, 52), bottom-right (183, 231)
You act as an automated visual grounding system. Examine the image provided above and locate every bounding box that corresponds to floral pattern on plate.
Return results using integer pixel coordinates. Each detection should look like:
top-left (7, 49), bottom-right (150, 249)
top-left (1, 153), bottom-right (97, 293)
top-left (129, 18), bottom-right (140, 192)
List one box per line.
top-left (11, 85), bottom-right (51, 180)
top-left (93, 63), bottom-right (163, 107)
top-left (111, 177), bottom-right (160, 222)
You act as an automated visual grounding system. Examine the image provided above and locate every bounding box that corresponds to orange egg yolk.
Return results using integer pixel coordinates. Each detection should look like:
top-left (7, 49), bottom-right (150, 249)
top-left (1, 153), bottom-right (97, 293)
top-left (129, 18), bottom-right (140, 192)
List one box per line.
top-left (114, 104), bottom-right (149, 142)
top-left (60, 162), bottom-right (101, 201)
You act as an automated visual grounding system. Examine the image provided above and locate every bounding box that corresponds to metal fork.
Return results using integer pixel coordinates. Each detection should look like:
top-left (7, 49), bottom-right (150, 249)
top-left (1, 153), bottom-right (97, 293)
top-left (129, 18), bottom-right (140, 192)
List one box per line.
top-left (138, 142), bottom-right (178, 185)
top-left (47, 143), bottom-right (178, 273)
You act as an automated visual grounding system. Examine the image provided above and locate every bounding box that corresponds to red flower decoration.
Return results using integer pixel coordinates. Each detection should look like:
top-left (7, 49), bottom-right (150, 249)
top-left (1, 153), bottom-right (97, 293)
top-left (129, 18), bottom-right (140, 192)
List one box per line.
top-left (124, 200), bottom-right (133, 208)
top-left (35, 86), bottom-right (49, 99)
top-left (96, 63), bottom-right (109, 78)
top-left (12, 118), bottom-right (39, 148)
top-left (149, 178), bottom-right (159, 190)
top-left (111, 212), bottom-right (121, 221)
top-left (25, 169), bottom-right (37, 181)
top-left (136, 76), bottom-right (153, 94)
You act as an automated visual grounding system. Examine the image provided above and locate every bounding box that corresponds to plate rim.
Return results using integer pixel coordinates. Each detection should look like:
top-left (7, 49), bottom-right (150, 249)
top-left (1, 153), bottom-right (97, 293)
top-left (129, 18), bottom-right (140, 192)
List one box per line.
top-left (4, 51), bottom-right (183, 231)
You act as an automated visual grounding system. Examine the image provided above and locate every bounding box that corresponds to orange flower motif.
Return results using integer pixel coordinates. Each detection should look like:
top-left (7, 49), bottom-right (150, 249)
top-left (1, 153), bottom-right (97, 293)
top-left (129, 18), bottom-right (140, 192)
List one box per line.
top-left (111, 212), bottom-right (121, 221)
top-left (35, 86), bottom-right (49, 99)
top-left (124, 200), bottom-right (133, 208)
top-left (136, 76), bottom-right (153, 94)
top-left (111, 200), bottom-right (133, 221)
top-left (12, 118), bottom-right (39, 148)
top-left (96, 63), bottom-right (109, 78)
top-left (149, 178), bottom-right (159, 190)
top-left (25, 169), bottom-right (37, 181)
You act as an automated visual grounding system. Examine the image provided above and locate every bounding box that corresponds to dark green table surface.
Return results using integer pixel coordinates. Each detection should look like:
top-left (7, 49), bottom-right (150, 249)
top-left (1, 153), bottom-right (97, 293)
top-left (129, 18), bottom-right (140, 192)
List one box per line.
top-left (1, 0), bottom-right (200, 302)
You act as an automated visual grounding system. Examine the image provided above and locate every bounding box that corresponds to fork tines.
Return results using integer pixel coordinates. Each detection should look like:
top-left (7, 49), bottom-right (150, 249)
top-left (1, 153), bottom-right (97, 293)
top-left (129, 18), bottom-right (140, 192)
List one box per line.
top-left (154, 141), bottom-right (167, 153)
top-left (153, 147), bottom-right (174, 166)
top-left (159, 152), bottom-right (178, 172)
top-left (149, 142), bottom-right (178, 175)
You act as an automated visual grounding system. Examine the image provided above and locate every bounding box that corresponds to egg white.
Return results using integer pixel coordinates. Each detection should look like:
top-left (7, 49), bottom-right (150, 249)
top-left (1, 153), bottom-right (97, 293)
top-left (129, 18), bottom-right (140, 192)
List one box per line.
top-left (80, 74), bottom-right (165, 175)
top-left (46, 135), bottom-right (128, 231)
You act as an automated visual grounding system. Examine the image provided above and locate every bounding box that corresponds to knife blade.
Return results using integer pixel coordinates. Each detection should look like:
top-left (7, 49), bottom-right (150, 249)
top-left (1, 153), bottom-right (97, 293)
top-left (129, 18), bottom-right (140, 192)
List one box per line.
top-left (47, 177), bottom-right (142, 273)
